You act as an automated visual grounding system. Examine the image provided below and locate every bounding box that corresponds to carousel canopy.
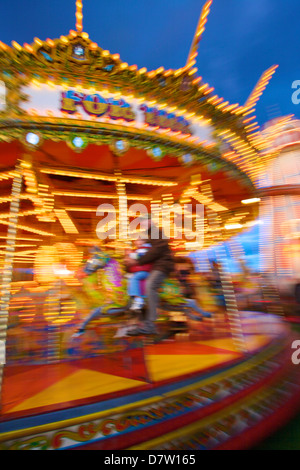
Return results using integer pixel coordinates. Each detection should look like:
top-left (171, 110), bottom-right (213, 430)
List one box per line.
top-left (0, 0), bottom-right (274, 263)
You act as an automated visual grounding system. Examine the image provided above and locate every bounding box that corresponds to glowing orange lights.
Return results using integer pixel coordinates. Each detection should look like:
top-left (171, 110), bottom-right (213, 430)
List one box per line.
top-left (188, 67), bottom-right (198, 76)
top-left (46, 38), bottom-right (55, 47)
top-left (203, 87), bottom-right (214, 96)
top-left (0, 41), bottom-right (8, 51)
top-left (23, 43), bottom-right (34, 53)
top-left (138, 67), bottom-right (147, 74)
top-left (75, 0), bottom-right (83, 32)
top-left (89, 42), bottom-right (98, 51)
top-left (244, 65), bottom-right (278, 112)
top-left (60, 35), bottom-right (69, 44)
top-left (192, 77), bottom-right (202, 85)
top-left (54, 209), bottom-right (79, 234)
top-left (40, 168), bottom-right (177, 187)
top-left (186, 0), bottom-right (213, 69)
top-left (11, 41), bottom-right (22, 51)
top-left (34, 37), bottom-right (43, 46)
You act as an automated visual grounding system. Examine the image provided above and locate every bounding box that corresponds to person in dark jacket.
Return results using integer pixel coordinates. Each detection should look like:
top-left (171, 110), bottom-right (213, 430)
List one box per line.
top-left (127, 221), bottom-right (174, 335)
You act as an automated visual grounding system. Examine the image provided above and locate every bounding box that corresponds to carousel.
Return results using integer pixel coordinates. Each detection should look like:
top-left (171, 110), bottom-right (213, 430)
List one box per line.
top-left (0, 0), bottom-right (300, 451)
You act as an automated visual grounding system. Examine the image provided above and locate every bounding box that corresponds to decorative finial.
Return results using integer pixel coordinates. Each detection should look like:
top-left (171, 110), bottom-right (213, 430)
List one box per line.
top-left (244, 65), bottom-right (278, 111)
top-left (186, 0), bottom-right (213, 69)
top-left (76, 0), bottom-right (83, 32)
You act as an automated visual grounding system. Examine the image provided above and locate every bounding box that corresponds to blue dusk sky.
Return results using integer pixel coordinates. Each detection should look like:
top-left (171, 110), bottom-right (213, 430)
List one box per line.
top-left (0, 0), bottom-right (299, 125)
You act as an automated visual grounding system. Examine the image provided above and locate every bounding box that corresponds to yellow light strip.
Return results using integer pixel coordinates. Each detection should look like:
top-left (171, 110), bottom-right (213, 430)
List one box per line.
top-left (52, 190), bottom-right (152, 201)
top-left (244, 65), bottom-right (278, 111)
top-left (0, 170), bottom-right (17, 181)
top-left (186, 0), bottom-right (213, 68)
top-left (65, 206), bottom-right (120, 213)
top-left (0, 244), bottom-right (37, 248)
top-left (186, 186), bottom-right (228, 212)
top-left (66, 206), bottom-right (144, 216)
top-left (0, 210), bottom-right (38, 220)
top-left (0, 197), bottom-right (13, 204)
top-left (40, 168), bottom-right (176, 187)
top-left (242, 198), bottom-right (261, 205)
top-left (0, 236), bottom-right (43, 242)
top-left (54, 209), bottom-right (79, 234)
top-left (0, 220), bottom-right (55, 237)
top-left (0, 249), bottom-right (38, 257)
top-left (75, 0), bottom-right (83, 32)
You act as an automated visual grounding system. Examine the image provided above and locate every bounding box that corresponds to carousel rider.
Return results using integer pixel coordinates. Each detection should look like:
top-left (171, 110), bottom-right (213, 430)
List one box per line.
top-left (126, 218), bottom-right (174, 336)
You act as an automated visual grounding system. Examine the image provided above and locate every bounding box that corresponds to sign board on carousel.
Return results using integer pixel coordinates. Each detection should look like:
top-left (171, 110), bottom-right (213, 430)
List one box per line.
top-left (20, 83), bottom-right (215, 145)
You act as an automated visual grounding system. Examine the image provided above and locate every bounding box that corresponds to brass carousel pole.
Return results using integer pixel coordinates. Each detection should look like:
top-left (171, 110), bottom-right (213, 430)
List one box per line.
top-left (0, 158), bottom-right (25, 402)
top-left (111, 143), bottom-right (129, 250)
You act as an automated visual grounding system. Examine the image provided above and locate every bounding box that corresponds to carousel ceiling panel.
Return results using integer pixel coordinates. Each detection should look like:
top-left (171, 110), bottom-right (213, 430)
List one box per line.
top-left (0, 141), bottom-right (20, 169)
top-left (39, 141), bottom-right (114, 171)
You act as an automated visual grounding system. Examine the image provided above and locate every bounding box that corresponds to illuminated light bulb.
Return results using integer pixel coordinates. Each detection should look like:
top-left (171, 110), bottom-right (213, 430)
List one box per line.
top-left (60, 36), bottom-right (69, 44)
top-left (46, 38), bottom-right (55, 47)
top-left (186, 60), bottom-right (196, 69)
top-left (189, 52), bottom-right (197, 61)
top-left (192, 77), bottom-right (202, 85)
top-left (102, 50), bottom-right (110, 56)
top-left (82, 32), bottom-right (89, 39)
top-left (138, 67), bottom-right (147, 74)
top-left (174, 69), bottom-right (183, 77)
top-left (72, 136), bottom-right (84, 148)
top-left (47, 80), bottom-right (55, 88)
top-left (25, 132), bottom-right (40, 146)
top-left (34, 37), bottom-right (43, 46)
top-left (24, 43), bottom-right (33, 53)
top-left (152, 147), bottom-right (162, 158)
top-left (199, 83), bottom-right (208, 91)
top-left (90, 42), bottom-right (98, 50)
top-left (11, 41), bottom-right (22, 51)
top-left (188, 67), bottom-right (198, 75)
top-left (243, 116), bottom-right (256, 124)
top-left (0, 41), bottom-right (8, 50)
top-left (203, 87), bottom-right (214, 95)
top-left (20, 161), bottom-right (32, 169)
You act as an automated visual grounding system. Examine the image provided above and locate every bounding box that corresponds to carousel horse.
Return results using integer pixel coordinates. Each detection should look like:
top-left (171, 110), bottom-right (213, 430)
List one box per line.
top-left (72, 247), bottom-right (211, 338)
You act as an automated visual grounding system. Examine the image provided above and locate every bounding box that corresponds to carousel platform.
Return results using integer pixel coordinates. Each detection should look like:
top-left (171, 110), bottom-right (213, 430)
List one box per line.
top-left (1, 311), bottom-right (300, 450)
